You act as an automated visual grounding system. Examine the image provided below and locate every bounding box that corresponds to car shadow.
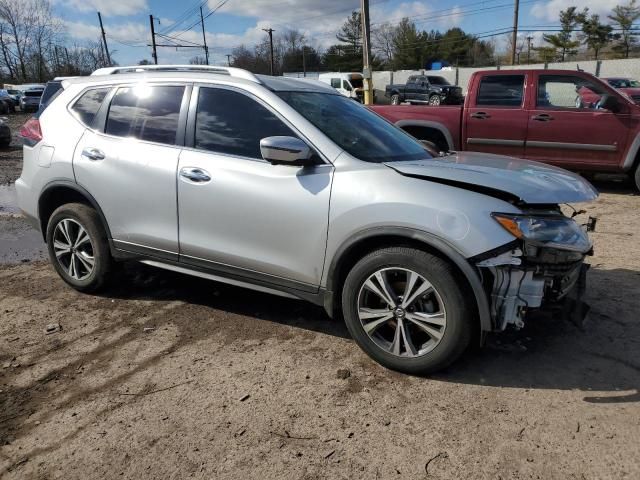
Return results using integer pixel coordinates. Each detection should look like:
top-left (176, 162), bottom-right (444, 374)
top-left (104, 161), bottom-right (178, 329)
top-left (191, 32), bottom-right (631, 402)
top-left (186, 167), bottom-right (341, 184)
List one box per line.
top-left (103, 262), bottom-right (639, 403)
top-left (433, 266), bottom-right (640, 403)
top-left (589, 174), bottom-right (638, 195)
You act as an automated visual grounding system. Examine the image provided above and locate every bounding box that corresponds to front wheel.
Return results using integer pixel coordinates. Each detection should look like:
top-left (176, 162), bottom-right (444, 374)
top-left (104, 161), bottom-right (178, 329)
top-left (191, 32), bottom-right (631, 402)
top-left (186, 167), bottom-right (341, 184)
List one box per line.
top-left (390, 94), bottom-right (400, 105)
top-left (428, 95), bottom-right (442, 106)
top-left (46, 203), bottom-right (112, 293)
top-left (634, 164), bottom-right (640, 193)
top-left (341, 247), bottom-right (473, 375)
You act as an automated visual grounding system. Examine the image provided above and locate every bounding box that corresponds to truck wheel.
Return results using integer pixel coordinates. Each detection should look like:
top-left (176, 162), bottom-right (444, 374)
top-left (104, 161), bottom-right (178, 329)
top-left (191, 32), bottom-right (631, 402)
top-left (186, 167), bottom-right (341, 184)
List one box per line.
top-left (341, 247), bottom-right (473, 375)
top-left (428, 95), bottom-right (441, 106)
top-left (634, 164), bottom-right (640, 192)
top-left (46, 203), bottom-right (113, 293)
top-left (390, 94), bottom-right (400, 105)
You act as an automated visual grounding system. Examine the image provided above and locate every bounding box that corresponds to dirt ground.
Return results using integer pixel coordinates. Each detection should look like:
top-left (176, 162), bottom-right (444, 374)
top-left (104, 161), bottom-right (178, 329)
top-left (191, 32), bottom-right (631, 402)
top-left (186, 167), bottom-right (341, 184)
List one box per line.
top-left (0, 129), bottom-right (639, 479)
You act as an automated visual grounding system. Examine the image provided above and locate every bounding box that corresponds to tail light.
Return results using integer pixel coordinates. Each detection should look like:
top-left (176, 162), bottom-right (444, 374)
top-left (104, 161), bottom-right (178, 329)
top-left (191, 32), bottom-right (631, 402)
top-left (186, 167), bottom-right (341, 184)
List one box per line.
top-left (19, 117), bottom-right (43, 146)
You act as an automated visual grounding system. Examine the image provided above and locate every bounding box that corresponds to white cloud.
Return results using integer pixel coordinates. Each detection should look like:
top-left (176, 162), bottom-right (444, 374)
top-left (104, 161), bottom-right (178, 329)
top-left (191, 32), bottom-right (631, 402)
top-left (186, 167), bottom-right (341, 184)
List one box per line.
top-left (54, 0), bottom-right (148, 17)
top-left (64, 19), bottom-right (148, 43)
top-left (530, 0), bottom-right (619, 21)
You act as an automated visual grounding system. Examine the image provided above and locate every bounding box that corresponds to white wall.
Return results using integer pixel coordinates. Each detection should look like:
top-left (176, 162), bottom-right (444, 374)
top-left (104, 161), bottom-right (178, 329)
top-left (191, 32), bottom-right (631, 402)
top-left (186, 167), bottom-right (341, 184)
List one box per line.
top-left (371, 58), bottom-right (640, 97)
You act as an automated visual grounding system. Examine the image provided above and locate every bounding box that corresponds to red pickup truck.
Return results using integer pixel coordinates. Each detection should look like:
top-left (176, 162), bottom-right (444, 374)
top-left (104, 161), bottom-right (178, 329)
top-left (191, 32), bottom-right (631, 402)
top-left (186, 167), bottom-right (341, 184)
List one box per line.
top-left (371, 69), bottom-right (640, 191)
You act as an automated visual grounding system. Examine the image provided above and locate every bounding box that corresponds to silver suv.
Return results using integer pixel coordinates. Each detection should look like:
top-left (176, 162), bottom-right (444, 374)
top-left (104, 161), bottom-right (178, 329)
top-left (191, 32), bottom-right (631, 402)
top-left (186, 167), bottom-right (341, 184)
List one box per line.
top-left (17, 65), bottom-right (598, 374)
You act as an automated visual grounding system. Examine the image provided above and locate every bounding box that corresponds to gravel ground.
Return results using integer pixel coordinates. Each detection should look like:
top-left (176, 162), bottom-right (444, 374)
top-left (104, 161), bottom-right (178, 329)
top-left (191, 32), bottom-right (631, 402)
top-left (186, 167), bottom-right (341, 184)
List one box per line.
top-left (0, 143), bottom-right (639, 479)
top-left (0, 113), bottom-right (29, 185)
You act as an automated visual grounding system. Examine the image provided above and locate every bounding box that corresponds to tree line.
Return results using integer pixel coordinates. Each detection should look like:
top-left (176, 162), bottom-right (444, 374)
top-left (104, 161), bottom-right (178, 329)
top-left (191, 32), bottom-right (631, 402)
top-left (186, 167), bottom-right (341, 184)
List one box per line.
top-left (0, 0), bottom-right (110, 83)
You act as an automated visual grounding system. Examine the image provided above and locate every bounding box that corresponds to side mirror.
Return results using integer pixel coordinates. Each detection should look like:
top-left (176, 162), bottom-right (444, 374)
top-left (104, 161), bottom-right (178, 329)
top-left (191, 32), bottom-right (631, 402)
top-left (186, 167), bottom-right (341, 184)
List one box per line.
top-left (260, 136), bottom-right (312, 166)
top-left (598, 94), bottom-right (620, 112)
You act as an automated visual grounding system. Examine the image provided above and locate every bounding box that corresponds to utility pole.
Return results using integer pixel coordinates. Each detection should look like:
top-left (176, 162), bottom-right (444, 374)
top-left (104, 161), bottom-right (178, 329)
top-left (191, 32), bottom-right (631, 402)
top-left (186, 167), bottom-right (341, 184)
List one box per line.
top-left (360, 0), bottom-right (374, 105)
top-left (149, 14), bottom-right (158, 64)
top-left (526, 35), bottom-right (533, 64)
top-left (97, 12), bottom-right (111, 66)
top-left (226, 54), bottom-right (232, 66)
top-left (510, 0), bottom-right (519, 66)
top-left (302, 45), bottom-right (306, 77)
top-left (200, 6), bottom-right (209, 65)
top-left (262, 28), bottom-right (275, 75)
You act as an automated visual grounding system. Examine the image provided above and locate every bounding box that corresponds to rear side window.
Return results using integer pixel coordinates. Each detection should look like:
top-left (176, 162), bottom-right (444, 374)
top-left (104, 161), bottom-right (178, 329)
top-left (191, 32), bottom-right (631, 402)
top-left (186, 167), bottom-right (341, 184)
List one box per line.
top-left (194, 87), bottom-right (296, 159)
top-left (105, 85), bottom-right (185, 145)
top-left (330, 78), bottom-right (340, 88)
top-left (476, 75), bottom-right (525, 106)
top-left (71, 88), bottom-right (110, 126)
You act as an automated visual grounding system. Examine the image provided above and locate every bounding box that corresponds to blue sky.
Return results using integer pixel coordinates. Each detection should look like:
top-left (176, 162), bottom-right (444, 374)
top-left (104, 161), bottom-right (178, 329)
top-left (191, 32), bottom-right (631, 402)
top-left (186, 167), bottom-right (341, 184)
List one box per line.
top-left (53, 0), bottom-right (620, 66)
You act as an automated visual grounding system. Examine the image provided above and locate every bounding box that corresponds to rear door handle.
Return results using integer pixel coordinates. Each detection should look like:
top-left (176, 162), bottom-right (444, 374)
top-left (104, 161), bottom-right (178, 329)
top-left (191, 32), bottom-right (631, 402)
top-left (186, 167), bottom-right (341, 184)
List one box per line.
top-left (180, 167), bottom-right (211, 183)
top-left (81, 147), bottom-right (105, 161)
top-left (470, 112), bottom-right (491, 119)
top-left (532, 114), bottom-right (554, 122)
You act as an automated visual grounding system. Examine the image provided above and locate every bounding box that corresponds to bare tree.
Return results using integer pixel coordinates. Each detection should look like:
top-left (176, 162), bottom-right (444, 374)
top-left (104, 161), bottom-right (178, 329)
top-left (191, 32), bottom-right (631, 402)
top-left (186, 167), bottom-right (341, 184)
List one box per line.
top-left (372, 22), bottom-right (396, 67)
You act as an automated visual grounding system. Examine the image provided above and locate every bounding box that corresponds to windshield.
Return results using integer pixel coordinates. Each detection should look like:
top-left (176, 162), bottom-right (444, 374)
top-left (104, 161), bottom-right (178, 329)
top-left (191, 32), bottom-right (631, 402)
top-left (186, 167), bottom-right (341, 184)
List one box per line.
top-left (278, 92), bottom-right (432, 163)
top-left (7, 90), bottom-right (19, 94)
top-left (427, 76), bottom-right (450, 85)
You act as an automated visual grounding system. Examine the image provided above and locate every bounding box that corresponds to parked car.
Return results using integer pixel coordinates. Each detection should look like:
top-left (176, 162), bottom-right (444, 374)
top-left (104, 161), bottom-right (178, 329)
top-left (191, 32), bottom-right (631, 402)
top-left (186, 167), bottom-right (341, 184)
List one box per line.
top-left (385, 75), bottom-right (464, 106)
top-left (0, 117), bottom-right (11, 146)
top-left (0, 89), bottom-right (16, 113)
top-left (17, 65), bottom-right (597, 374)
top-left (6, 89), bottom-right (22, 104)
top-left (601, 77), bottom-right (640, 103)
top-left (372, 69), bottom-right (640, 191)
top-left (20, 88), bottom-right (44, 112)
top-left (318, 72), bottom-right (365, 102)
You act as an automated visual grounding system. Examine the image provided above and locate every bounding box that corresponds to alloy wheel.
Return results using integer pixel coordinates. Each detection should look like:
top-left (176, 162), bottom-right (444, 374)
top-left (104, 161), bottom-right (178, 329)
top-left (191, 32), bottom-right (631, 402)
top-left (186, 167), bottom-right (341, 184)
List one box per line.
top-left (357, 267), bottom-right (447, 358)
top-left (52, 218), bottom-right (95, 281)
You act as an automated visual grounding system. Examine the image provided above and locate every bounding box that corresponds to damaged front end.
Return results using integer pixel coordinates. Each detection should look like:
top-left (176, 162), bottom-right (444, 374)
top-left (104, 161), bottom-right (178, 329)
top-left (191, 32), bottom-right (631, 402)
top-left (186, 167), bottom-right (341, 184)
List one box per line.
top-left (474, 211), bottom-right (594, 331)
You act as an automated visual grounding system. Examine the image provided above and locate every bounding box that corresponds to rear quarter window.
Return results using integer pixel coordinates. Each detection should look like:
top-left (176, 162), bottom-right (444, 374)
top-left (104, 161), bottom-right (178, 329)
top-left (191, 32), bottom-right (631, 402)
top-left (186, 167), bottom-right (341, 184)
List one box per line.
top-left (71, 88), bottom-right (110, 126)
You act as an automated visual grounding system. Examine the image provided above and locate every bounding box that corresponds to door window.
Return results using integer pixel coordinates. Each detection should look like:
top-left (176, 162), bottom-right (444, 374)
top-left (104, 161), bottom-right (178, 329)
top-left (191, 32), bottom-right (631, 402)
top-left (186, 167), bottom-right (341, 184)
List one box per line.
top-left (330, 78), bottom-right (341, 88)
top-left (105, 85), bottom-right (185, 145)
top-left (476, 75), bottom-right (525, 106)
top-left (194, 87), bottom-right (296, 159)
top-left (537, 74), bottom-right (608, 109)
top-left (71, 88), bottom-right (110, 126)
top-left (342, 80), bottom-right (352, 91)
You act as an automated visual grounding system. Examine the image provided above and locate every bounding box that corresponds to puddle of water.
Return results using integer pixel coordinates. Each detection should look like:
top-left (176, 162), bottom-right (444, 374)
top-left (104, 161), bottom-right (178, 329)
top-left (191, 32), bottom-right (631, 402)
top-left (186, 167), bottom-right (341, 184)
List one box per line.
top-left (0, 184), bottom-right (19, 214)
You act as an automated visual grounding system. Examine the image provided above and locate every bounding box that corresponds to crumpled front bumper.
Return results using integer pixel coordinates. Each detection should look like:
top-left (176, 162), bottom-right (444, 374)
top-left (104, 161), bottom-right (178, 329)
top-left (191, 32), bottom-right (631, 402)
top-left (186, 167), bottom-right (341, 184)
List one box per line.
top-left (475, 243), bottom-right (591, 331)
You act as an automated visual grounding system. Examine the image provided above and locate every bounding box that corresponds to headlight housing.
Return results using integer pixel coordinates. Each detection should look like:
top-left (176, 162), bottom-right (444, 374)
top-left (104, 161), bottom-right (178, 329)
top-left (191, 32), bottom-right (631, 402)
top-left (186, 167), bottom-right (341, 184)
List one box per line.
top-left (492, 213), bottom-right (591, 252)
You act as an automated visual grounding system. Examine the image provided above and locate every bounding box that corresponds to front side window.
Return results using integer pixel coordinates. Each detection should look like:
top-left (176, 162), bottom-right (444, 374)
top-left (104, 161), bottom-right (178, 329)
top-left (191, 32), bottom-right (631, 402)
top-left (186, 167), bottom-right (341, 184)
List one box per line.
top-left (331, 78), bottom-right (341, 88)
top-left (476, 75), bottom-right (524, 107)
top-left (72, 88), bottom-right (110, 126)
top-left (105, 85), bottom-right (185, 145)
top-left (428, 76), bottom-right (449, 85)
top-left (538, 75), bottom-right (609, 109)
top-left (278, 91), bottom-right (432, 163)
top-left (342, 80), bottom-right (352, 91)
top-left (195, 87), bottom-right (296, 159)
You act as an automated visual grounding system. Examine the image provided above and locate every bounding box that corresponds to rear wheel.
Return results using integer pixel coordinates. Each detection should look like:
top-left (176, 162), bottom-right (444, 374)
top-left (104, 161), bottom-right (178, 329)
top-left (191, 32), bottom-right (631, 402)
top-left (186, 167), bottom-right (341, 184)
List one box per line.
top-left (428, 95), bottom-right (442, 106)
top-left (390, 94), bottom-right (400, 105)
top-left (341, 247), bottom-right (473, 375)
top-left (46, 203), bottom-right (112, 292)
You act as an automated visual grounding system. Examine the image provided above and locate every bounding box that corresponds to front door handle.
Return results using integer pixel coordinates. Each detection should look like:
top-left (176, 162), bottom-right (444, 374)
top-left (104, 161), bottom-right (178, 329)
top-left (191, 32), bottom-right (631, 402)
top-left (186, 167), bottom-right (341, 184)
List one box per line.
top-left (470, 112), bottom-right (491, 119)
top-left (532, 113), bottom-right (555, 122)
top-left (180, 167), bottom-right (211, 183)
top-left (81, 147), bottom-right (105, 161)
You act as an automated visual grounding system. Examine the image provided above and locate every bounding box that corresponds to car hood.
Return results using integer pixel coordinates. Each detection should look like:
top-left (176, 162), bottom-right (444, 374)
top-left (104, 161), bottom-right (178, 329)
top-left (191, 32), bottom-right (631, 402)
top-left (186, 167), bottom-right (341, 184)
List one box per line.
top-left (385, 152), bottom-right (598, 204)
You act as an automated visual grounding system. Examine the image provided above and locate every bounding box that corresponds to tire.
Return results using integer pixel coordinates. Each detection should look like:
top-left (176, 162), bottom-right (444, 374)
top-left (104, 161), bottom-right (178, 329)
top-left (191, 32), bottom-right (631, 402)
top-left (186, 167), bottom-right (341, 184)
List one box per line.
top-left (341, 247), bottom-right (473, 375)
top-left (634, 164), bottom-right (640, 193)
top-left (390, 94), bottom-right (400, 105)
top-left (428, 95), bottom-right (442, 106)
top-left (46, 203), bottom-right (112, 293)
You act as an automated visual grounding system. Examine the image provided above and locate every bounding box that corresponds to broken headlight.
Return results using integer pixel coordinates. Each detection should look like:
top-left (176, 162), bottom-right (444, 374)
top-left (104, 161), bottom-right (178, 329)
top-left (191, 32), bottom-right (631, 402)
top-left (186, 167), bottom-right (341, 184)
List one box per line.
top-left (491, 213), bottom-right (591, 252)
